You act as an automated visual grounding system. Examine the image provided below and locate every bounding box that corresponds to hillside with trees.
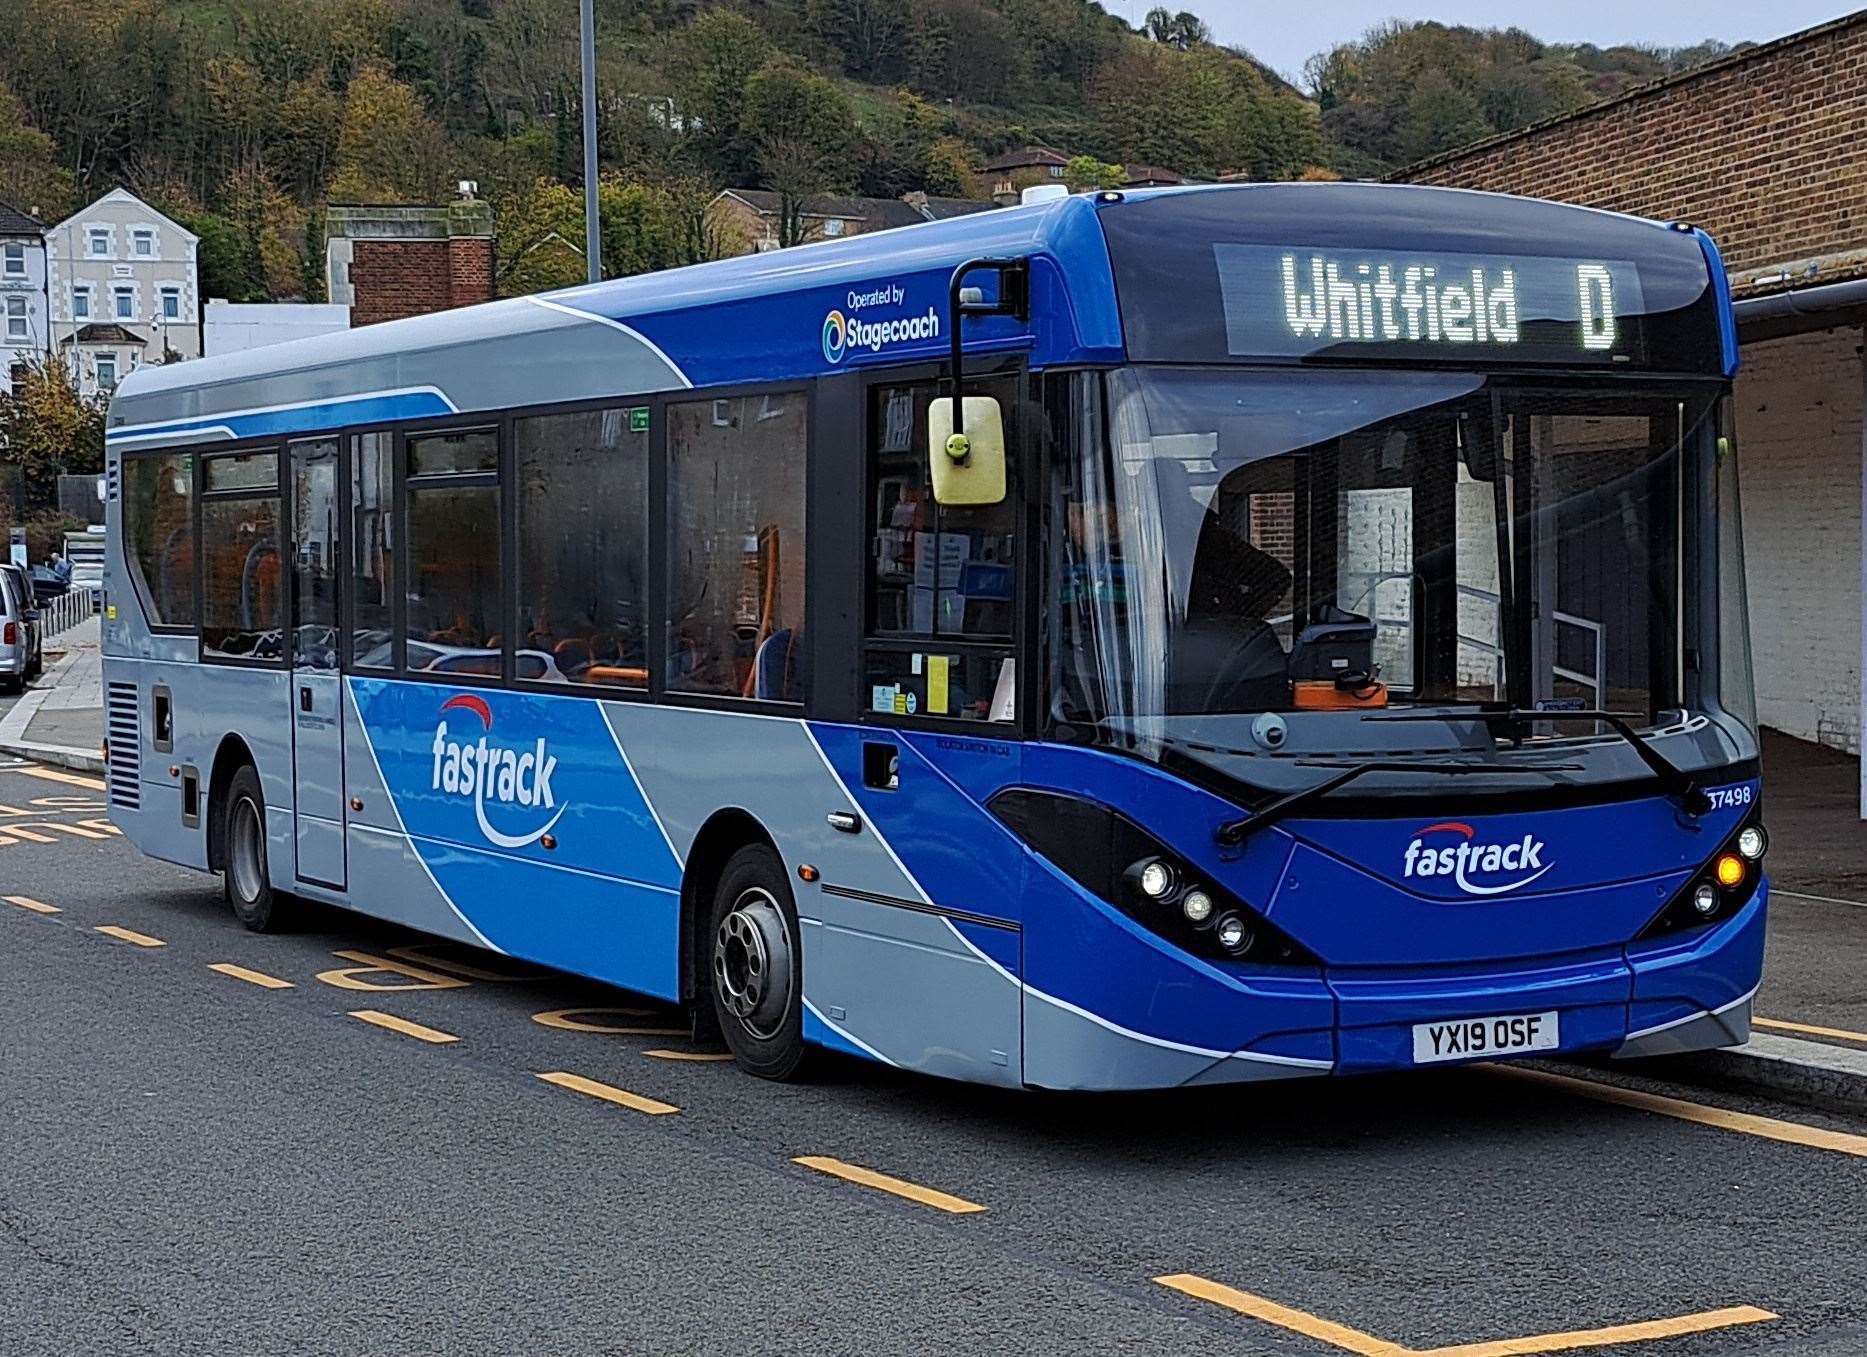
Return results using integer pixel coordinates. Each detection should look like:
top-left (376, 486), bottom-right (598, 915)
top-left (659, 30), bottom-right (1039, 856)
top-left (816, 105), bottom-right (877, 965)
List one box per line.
top-left (0, 1), bottom-right (1747, 304)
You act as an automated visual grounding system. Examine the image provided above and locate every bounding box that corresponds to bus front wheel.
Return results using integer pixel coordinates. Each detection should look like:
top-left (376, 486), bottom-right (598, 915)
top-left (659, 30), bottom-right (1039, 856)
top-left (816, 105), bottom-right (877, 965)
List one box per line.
top-left (221, 766), bottom-right (296, 932)
top-left (708, 843), bottom-right (811, 1081)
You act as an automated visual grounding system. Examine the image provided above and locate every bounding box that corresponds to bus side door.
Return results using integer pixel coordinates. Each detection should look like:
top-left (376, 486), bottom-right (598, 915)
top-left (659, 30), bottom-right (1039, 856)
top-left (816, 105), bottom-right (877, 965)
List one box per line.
top-left (289, 436), bottom-right (347, 889)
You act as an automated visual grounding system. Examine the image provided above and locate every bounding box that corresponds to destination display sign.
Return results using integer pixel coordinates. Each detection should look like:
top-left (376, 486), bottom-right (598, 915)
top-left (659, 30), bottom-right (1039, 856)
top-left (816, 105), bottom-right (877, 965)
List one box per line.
top-left (1213, 244), bottom-right (1648, 365)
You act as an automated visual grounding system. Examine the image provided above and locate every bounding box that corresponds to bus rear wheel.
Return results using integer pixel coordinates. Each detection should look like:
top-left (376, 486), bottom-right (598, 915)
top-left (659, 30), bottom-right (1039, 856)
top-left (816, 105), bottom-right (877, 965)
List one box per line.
top-left (708, 843), bottom-right (811, 1081)
top-left (222, 766), bottom-right (296, 932)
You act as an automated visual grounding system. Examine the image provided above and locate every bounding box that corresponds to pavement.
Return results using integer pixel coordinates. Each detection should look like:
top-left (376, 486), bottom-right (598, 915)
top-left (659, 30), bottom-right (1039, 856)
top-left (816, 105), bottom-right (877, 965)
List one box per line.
top-left (4, 774), bottom-right (1867, 1356)
top-left (0, 612), bottom-right (104, 771)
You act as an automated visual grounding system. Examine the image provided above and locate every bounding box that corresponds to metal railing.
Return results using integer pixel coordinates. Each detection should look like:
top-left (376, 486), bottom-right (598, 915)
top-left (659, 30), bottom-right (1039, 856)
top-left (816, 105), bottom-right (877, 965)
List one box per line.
top-left (37, 588), bottom-right (94, 639)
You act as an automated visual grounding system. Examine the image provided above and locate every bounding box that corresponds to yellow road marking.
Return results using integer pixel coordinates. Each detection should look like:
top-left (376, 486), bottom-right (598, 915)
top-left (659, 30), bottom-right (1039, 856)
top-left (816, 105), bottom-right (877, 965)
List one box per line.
top-left (94, 925), bottom-right (164, 947)
top-left (532, 1007), bottom-right (684, 1036)
top-left (793, 1156), bottom-right (986, 1215)
top-left (644, 1049), bottom-right (735, 1062)
top-left (535, 1070), bottom-right (680, 1115)
top-left (209, 962), bottom-right (293, 990)
top-left (1154, 1275), bottom-right (1775, 1357)
top-left (386, 943), bottom-right (542, 982)
top-left (315, 950), bottom-right (470, 992)
top-left (1490, 1064), bottom-right (1867, 1159)
top-left (12, 766), bottom-right (107, 791)
top-left (1755, 1016), bottom-right (1867, 1046)
top-left (348, 1010), bottom-right (459, 1044)
top-left (3, 894), bottom-right (58, 914)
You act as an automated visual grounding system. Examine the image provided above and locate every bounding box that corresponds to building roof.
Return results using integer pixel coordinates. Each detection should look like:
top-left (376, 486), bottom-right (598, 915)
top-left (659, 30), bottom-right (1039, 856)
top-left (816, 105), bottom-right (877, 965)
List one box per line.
top-left (1122, 164), bottom-right (1189, 186)
top-left (979, 146), bottom-right (1071, 173)
top-left (0, 199), bottom-right (43, 237)
top-left (48, 187), bottom-right (198, 245)
top-left (718, 189), bottom-right (995, 230)
top-left (60, 323), bottom-right (147, 347)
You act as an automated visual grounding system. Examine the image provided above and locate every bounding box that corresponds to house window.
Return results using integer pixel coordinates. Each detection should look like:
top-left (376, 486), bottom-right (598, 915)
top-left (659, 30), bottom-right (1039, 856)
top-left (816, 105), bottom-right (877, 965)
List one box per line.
top-left (114, 286), bottom-right (135, 320)
top-left (87, 227), bottom-right (110, 257)
top-left (160, 286), bottom-right (182, 321)
top-left (72, 286), bottom-right (91, 320)
top-left (1, 242), bottom-right (23, 277)
top-left (823, 218), bottom-right (845, 238)
top-left (95, 353), bottom-right (118, 390)
top-left (4, 297), bottom-right (26, 342)
top-left (1048, 165), bottom-right (1064, 177)
top-left (132, 229), bottom-right (155, 258)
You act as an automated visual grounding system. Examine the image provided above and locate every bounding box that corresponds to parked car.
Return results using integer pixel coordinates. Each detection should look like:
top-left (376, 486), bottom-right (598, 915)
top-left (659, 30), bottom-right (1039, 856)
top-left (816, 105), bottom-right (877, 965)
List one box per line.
top-left (29, 563), bottom-right (69, 603)
top-left (0, 563), bottom-right (42, 692)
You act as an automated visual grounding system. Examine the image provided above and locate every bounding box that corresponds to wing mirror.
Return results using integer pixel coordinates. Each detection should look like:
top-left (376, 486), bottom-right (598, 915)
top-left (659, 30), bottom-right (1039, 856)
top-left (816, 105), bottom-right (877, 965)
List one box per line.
top-left (928, 396), bottom-right (1006, 506)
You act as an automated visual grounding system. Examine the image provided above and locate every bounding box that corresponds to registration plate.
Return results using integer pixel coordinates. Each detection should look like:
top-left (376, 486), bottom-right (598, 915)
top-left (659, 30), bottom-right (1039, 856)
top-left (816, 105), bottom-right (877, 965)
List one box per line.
top-left (1412, 1010), bottom-right (1559, 1064)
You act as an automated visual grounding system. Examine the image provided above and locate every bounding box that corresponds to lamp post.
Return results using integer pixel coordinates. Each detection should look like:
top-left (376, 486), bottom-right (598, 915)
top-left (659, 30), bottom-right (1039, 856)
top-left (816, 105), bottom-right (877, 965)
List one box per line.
top-left (580, 0), bottom-right (601, 285)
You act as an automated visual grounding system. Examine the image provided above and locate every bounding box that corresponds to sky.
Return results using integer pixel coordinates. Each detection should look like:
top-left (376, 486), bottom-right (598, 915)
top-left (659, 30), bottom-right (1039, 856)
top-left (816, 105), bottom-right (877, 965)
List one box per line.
top-left (1102, 1), bottom-right (1863, 84)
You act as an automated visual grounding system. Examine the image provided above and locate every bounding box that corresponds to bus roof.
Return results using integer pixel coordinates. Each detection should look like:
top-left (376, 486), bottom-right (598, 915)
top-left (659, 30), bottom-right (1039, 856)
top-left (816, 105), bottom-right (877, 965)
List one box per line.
top-left (109, 184), bottom-right (1731, 448)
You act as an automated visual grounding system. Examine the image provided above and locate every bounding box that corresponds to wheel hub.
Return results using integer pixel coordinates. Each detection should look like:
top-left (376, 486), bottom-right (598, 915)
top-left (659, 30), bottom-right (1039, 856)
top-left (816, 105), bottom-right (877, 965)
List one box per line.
top-left (713, 888), bottom-right (792, 1040)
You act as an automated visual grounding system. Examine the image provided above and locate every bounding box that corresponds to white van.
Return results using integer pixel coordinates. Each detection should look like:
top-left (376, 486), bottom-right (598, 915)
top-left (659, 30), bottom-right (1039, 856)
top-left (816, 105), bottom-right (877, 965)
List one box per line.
top-left (0, 563), bottom-right (42, 693)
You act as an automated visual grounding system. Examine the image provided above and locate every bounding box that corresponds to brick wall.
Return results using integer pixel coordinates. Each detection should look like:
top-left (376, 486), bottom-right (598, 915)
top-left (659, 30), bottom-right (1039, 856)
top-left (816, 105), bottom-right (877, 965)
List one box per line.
top-left (349, 236), bottom-right (495, 327)
top-left (1396, 14), bottom-right (1867, 293)
top-left (1733, 325), bottom-right (1865, 751)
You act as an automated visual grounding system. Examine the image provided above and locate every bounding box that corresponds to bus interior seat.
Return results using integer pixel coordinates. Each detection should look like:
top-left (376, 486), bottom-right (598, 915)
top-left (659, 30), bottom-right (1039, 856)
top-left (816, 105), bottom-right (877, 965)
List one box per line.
top-left (753, 629), bottom-right (807, 702)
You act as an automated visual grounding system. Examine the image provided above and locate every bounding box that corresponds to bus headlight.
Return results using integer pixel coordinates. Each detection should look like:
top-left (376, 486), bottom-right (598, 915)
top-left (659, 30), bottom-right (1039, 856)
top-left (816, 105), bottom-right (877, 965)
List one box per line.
top-left (1737, 826), bottom-right (1766, 860)
top-left (1214, 914), bottom-right (1252, 954)
top-left (1137, 859), bottom-right (1176, 900)
top-left (1692, 883), bottom-right (1718, 916)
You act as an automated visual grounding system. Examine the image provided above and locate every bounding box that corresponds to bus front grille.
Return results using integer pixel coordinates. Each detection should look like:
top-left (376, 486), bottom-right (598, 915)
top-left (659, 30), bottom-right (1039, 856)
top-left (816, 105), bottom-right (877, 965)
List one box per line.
top-left (106, 682), bottom-right (140, 810)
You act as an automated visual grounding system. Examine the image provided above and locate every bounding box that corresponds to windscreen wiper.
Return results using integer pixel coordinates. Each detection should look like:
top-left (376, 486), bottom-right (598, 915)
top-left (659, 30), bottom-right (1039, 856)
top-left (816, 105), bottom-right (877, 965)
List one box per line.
top-left (1361, 707), bottom-right (1711, 816)
top-left (1214, 758), bottom-right (1583, 847)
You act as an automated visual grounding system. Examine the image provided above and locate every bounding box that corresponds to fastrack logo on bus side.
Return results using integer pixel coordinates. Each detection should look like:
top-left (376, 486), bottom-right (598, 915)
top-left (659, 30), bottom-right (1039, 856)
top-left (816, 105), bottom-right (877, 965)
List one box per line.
top-left (1403, 821), bottom-right (1551, 896)
top-left (430, 694), bottom-right (563, 849)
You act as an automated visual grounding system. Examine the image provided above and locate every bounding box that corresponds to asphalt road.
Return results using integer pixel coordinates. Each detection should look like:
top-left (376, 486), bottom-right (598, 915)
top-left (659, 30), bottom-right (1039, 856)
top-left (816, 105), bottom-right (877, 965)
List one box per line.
top-left (4, 756), bottom-right (1867, 1357)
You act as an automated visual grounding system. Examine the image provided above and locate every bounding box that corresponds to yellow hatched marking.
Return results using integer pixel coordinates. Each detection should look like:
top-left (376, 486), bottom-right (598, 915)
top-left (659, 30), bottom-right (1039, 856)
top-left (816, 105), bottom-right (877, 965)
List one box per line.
top-left (315, 950), bottom-right (470, 992)
top-left (3, 894), bottom-right (58, 914)
top-left (348, 1010), bottom-right (459, 1044)
top-left (535, 1071), bottom-right (679, 1116)
top-left (531, 1007), bottom-right (684, 1036)
top-left (1755, 1015), bottom-right (1867, 1046)
top-left (209, 963), bottom-right (294, 990)
top-left (1490, 1064), bottom-right (1867, 1159)
top-left (13, 766), bottom-right (107, 790)
top-left (643, 1049), bottom-right (735, 1062)
top-left (1154, 1275), bottom-right (1774, 1357)
top-left (793, 1156), bottom-right (986, 1215)
top-left (94, 925), bottom-right (165, 947)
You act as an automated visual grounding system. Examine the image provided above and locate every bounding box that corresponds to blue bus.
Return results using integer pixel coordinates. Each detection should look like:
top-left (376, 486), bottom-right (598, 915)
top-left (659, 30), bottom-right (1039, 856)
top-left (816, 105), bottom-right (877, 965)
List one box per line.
top-left (102, 183), bottom-right (1766, 1090)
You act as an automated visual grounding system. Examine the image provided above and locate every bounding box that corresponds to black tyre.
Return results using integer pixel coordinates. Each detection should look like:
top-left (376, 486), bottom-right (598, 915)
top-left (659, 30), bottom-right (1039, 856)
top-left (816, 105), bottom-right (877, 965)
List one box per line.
top-left (707, 843), bottom-right (811, 1081)
top-left (222, 765), bottom-right (297, 932)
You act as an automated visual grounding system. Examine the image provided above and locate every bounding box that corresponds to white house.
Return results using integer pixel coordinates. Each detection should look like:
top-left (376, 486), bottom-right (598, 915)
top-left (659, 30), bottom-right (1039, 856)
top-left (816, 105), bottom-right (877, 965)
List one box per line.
top-left (0, 199), bottom-right (49, 395)
top-left (45, 188), bottom-right (201, 397)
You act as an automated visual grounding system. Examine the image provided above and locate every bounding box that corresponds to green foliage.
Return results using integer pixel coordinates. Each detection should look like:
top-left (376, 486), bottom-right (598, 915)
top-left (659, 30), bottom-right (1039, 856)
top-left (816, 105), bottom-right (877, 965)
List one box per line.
top-left (1307, 20), bottom-right (1739, 172)
top-left (494, 175), bottom-right (732, 297)
top-left (0, 359), bottom-right (106, 511)
top-left (1063, 154), bottom-right (1123, 191)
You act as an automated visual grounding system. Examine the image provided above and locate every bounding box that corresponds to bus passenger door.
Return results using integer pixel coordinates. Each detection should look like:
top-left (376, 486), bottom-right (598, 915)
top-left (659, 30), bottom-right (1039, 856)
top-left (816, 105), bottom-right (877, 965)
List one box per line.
top-left (289, 437), bottom-right (347, 890)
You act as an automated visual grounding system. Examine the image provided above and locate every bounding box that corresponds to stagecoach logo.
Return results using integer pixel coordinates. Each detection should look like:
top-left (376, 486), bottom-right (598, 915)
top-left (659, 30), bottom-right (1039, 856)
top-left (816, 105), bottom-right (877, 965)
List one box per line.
top-left (429, 694), bottom-right (563, 850)
top-left (822, 282), bottom-right (940, 364)
top-left (1402, 822), bottom-right (1552, 897)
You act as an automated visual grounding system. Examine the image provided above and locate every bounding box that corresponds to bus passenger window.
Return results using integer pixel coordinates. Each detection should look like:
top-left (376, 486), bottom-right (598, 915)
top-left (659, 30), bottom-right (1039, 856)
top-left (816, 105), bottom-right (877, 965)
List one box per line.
top-left (404, 430), bottom-right (501, 677)
top-left (516, 406), bottom-right (648, 687)
top-left (666, 392), bottom-right (808, 703)
top-left (122, 452), bottom-right (196, 629)
top-left (200, 453), bottom-right (283, 661)
top-left (350, 431), bottom-right (393, 669)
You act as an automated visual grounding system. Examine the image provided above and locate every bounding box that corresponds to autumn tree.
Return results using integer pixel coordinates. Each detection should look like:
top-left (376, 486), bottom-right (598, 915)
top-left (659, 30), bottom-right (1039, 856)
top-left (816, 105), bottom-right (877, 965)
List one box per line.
top-left (0, 359), bottom-right (106, 510)
top-left (664, 11), bottom-right (777, 186)
top-left (494, 175), bottom-right (731, 297)
top-left (1064, 155), bottom-right (1124, 191)
top-left (0, 81), bottom-right (72, 219)
top-left (328, 63), bottom-right (454, 203)
top-left (744, 65), bottom-right (857, 247)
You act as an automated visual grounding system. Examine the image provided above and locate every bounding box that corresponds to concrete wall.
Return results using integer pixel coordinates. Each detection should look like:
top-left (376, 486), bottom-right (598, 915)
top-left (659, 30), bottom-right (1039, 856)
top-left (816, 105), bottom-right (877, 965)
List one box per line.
top-left (203, 301), bottom-right (351, 356)
top-left (1735, 326), bottom-right (1865, 751)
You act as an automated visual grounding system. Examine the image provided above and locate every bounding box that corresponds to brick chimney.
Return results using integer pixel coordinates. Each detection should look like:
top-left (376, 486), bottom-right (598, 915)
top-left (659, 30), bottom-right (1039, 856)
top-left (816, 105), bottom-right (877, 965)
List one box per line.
top-left (326, 186), bottom-right (497, 327)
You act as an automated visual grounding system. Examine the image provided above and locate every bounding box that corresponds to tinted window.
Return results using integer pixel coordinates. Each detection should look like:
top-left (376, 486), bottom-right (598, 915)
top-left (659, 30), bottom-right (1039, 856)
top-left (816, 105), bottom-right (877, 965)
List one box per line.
top-left (405, 481), bottom-right (501, 675)
top-left (201, 495), bottom-right (283, 660)
top-left (667, 392), bottom-right (808, 702)
top-left (409, 429), bottom-right (497, 476)
top-left (122, 452), bottom-right (196, 628)
top-left (350, 432), bottom-right (393, 669)
top-left (516, 406), bottom-right (649, 687)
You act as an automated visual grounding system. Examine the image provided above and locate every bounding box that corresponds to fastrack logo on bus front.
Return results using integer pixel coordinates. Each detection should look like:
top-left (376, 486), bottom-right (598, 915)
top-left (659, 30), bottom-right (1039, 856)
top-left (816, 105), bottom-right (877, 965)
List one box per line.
top-left (429, 694), bottom-right (563, 850)
top-left (1402, 822), bottom-right (1552, 896)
